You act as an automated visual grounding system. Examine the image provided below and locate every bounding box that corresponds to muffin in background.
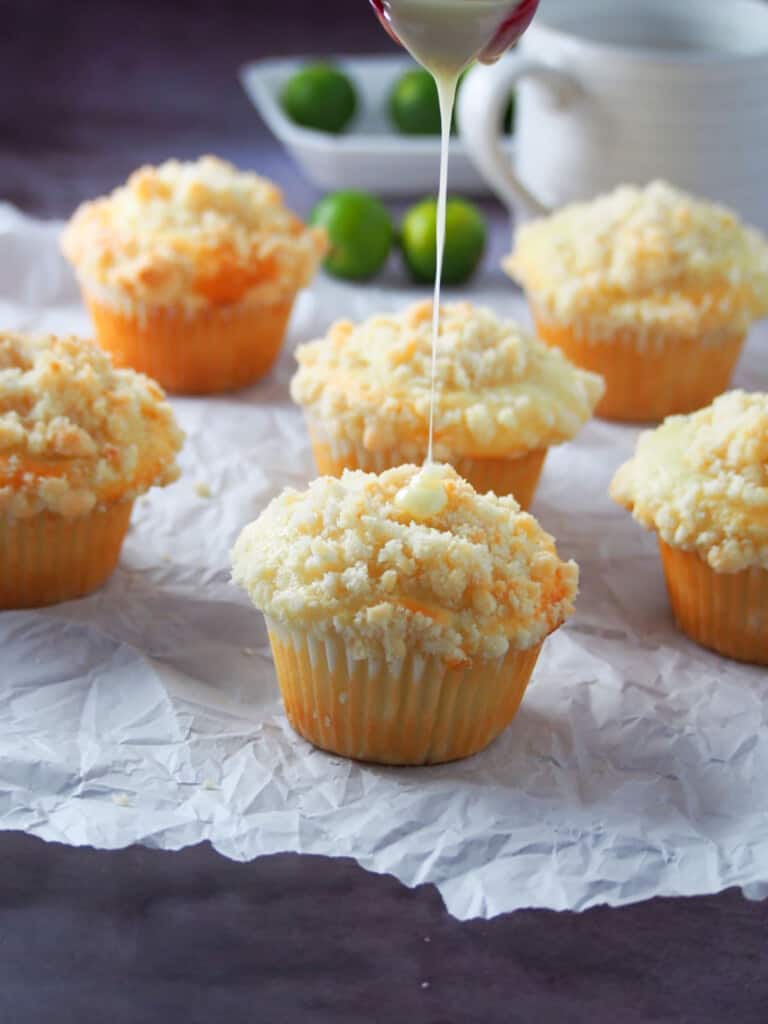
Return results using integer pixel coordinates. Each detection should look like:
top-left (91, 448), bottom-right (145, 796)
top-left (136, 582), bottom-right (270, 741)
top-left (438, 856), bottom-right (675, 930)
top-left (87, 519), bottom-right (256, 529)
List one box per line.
top-left (0, 331), bottom-right (183, 608)
top-left (62, 156), bottom-right (326, 395)
top-left (610, 391), bottom-right (768, 665)
top-left (291, 300), bottom-right (604, 508)
top-left (505, 181), bottom-right (768, 423)
top-left (231, 462), bottom-right (579, 765)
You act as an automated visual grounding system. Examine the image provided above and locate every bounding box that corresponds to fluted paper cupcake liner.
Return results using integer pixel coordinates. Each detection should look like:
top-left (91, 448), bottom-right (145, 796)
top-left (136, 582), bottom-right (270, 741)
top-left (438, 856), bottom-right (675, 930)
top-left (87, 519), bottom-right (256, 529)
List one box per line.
top-left (0, 502), bottom-right (133, 609)
top-left (307, 423), bottom-right (546, 507)
top-left (532, 309), bottom-right (744, 423)
top-left (267, 620), bottom-right (542, 765)
top-left (85, 291), bottom-right (295, 395)
top-left (659, 540), bottom-right (768, 665)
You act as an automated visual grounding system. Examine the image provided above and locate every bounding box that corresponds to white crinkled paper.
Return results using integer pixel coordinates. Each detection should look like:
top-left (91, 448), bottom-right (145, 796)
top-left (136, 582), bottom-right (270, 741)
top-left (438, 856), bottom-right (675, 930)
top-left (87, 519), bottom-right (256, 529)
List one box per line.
top-left (1, 201), bottom-right (767, 920)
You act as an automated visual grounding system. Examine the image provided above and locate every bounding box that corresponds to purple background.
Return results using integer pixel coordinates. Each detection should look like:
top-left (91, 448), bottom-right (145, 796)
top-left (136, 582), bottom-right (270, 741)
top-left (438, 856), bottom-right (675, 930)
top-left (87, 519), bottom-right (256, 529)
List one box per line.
top-left (2, 0), bottom-right (392, 217)
top-left (2, 1), bottom-right (768, 1020)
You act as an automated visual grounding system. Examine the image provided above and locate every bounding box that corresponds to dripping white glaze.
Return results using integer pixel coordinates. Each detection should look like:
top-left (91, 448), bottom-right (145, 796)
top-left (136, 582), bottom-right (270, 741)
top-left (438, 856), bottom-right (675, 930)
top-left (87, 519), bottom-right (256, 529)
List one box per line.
top-left (427, 72), bottom-right (456, 465)
top-left (378, 0), bottom-right (531, 513)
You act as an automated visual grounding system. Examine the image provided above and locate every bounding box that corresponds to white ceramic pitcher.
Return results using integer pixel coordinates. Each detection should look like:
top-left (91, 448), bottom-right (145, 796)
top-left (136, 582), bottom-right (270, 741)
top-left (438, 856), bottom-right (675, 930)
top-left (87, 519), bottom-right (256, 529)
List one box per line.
top-left (457, 0), bottom-right (768, 229)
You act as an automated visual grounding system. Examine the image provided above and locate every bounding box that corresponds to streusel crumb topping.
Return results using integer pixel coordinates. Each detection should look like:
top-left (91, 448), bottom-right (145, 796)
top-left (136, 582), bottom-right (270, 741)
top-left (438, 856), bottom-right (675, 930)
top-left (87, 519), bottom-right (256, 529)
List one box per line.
top-left (232, 463), bottom-right (578, 665)
top-left (610, 391), bottom-right (768, 572)
top-left (62, 156), bottom-right (326, 311)
top-left (291, 301), bottom-right (603, 459)
top-left (506, 181), bottom-right (768, 341)
top-left (0, 331), bottom-right (183, 518)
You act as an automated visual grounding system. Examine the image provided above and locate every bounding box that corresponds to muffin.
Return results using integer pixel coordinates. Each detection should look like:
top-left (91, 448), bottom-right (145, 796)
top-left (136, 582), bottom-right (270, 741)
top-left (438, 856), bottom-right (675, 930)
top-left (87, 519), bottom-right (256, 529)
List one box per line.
top-left (231, 462), bottom-right (578, 765)
top-left (0, 330), bottom-right (183, 608)
top-left (610, 391), bottom-right (768, 664)
top-left (62, 156), bottom-right (326, 395)
top-left (290, 300), bottom-right (604, 507)
top-left (505, 181), bottom-right (768, 422)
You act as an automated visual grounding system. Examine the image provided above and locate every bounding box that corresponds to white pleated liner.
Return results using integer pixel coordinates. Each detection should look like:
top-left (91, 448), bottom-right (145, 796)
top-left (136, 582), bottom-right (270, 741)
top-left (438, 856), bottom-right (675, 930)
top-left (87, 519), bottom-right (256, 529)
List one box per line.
top-left (267, 620), bottom-right (541, 765)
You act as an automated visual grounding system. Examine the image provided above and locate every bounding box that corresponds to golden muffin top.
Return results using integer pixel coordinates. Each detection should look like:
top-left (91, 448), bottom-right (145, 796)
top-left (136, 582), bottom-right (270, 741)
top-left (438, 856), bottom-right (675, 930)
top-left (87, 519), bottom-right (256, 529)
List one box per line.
top-left (62, 156), bottom-right (327, 311)
top-left (0, 331), bottom-right (183, 518)
top-left (231, 462), bottom-right (578, 665)
top-left (505, 181), bottom-right (768, 341)
top-left (290, 300), bottom-right (604, 459)
top-left (610, 391), bottom-right (768, 572)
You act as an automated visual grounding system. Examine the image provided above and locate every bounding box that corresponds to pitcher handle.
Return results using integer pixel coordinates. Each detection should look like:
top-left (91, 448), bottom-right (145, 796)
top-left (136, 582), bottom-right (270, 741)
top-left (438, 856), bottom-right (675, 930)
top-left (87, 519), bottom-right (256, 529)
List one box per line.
top-left (456, 55), bottom-right (578, 217)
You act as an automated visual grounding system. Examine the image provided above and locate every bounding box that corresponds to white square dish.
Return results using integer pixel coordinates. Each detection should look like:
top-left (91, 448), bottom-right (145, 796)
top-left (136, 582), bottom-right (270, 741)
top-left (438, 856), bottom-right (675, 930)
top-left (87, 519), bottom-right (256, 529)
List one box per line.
top-left (239, 55), bottom-right (514, 197)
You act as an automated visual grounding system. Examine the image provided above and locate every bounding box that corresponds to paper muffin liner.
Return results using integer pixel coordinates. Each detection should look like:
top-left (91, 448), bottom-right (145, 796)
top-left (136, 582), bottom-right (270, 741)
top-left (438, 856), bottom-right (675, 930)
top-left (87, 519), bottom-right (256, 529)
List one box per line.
top-left (658, 540), bottom-right (768, 665)
top-left (0, 502), bottom-right (133, 609)
top-left (307, 423), bottom-right (547, 507)
top-left (84, 291), bottom-right (295, 395)
top-left (531, 308), bottom-right (745, 423)
top-left (266, 620), bottom-right (542, 765)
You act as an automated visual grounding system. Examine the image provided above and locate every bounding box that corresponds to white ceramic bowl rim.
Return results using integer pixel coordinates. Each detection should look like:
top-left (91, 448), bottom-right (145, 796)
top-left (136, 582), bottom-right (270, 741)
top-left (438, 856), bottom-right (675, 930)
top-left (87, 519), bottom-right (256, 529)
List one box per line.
top-left (530, 0), bottom-right (768, 64)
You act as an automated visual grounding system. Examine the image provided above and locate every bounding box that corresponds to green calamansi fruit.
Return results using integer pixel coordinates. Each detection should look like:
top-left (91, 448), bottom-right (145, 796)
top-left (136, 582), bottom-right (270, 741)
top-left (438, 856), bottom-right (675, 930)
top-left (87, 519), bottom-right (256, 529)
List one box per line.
top-left (280, 63), bottom-right (357, 134)
top-left (390, 67), bottom-right (470, 135)
top-left (389, 68), bottom-right (441, 135)
top-left (400, 196), bottom-right (487, 285)
top-left (310, 191), bottom-right (395, 281)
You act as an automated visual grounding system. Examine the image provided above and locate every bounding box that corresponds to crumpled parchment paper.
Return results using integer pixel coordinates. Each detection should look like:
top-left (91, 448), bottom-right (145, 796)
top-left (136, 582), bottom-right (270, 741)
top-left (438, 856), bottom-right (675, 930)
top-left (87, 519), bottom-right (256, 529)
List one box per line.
top-left (1, 201), bottom-right (767, 920)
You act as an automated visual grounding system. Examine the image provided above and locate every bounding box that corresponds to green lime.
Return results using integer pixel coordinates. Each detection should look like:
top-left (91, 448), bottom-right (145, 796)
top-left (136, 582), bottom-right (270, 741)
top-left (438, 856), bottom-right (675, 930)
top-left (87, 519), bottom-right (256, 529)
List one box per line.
top-left (504, 91), bottom-right (516, 134)
top-left (310, 191), bottom-right (394, 281)
top-left (389, 68), bottom-right (441, 135)
top-left (400, 197), bottom-right (487, 285)
top-left (390, 66), bottom-right (472, 135)
top-left (280, 63), bottom-right (357, 134)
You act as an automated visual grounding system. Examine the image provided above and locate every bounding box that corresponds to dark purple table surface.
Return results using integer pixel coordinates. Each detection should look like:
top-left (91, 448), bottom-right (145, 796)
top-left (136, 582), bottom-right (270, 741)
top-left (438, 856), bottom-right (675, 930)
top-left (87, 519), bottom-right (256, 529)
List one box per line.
top-left (1, 1), bottom-right (767, 1020)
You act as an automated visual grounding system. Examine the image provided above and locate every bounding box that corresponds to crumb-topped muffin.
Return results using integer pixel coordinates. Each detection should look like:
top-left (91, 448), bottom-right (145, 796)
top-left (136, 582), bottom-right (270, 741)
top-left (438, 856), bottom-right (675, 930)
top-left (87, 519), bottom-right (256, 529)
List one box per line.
top-left (506, 181), bottom-right (768, 422)
top-left (291, 300), bottom-right (604, 507)
top-left (62, 156), bottom-right (327, 394)
top-left (232, 462), bottom-right (578, 764)
top-left (0, 330), bottom-right (183, 607)
top-left (611, 391), bottom-right (768, 664)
